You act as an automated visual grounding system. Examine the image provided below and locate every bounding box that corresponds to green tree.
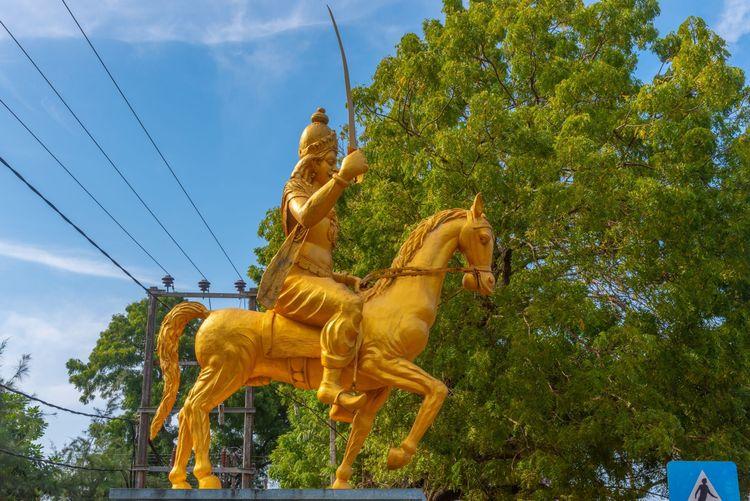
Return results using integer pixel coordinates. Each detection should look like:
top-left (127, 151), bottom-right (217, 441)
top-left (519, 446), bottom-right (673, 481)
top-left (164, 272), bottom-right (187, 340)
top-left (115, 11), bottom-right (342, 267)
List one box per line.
top-left (257, 0), bottom-right (750, 499)
top-left (0, 340), bottom-right (58, 499)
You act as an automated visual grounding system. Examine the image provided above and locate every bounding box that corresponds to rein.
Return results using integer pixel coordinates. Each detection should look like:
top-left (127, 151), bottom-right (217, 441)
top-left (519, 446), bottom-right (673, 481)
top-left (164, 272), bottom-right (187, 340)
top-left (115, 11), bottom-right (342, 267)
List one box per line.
top-left (360, 265), bottom-right (492, 289)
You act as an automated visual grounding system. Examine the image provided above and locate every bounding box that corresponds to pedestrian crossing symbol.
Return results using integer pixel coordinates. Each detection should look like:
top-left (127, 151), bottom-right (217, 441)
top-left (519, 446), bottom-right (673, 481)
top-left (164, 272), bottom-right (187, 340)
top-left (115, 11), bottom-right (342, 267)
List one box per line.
top-left (689, 470), bottom-right (721, 501)
top-left (667, 461), bottom-right (739, 501)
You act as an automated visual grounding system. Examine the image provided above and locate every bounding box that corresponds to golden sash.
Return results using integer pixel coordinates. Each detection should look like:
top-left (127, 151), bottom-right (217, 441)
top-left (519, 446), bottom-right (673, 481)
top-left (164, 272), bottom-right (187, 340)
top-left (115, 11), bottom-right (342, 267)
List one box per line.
top-left (257, 225), bottom-right (309, 310)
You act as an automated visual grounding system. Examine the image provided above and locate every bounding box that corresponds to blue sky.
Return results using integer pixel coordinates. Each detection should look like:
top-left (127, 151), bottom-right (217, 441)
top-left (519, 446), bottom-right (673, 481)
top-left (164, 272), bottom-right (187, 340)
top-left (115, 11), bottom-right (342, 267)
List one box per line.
top-left (0, 0), bottom-right (748, 454)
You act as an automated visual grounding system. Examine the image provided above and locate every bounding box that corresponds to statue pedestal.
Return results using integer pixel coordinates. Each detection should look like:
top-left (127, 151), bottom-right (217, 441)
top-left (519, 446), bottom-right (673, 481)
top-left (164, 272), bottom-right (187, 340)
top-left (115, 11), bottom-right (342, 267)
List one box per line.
top-left (108, 489), bottom-right (426, 500)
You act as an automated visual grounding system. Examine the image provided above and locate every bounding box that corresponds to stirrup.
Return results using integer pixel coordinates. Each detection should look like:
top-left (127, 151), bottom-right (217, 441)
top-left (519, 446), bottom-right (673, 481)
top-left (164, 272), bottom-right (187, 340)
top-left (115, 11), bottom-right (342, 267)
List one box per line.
top-left (333, 388), bottom-right (367, 412)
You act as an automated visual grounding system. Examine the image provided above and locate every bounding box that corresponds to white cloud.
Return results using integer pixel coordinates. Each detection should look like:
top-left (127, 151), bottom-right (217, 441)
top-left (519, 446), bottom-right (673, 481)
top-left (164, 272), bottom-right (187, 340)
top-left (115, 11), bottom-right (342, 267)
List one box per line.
top-left (0, 0), bottom-right (387, 45)
top-left (0, 239), bottom-right (152, 282)
top-left (717, 0), bottom-right (750, 44)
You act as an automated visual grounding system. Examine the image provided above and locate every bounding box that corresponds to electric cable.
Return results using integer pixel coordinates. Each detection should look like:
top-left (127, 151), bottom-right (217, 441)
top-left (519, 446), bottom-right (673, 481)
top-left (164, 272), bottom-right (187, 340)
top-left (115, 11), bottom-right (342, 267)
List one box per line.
top-left (0, 447), bottom-right (125, 473)
top-left (0, 96), bottom-right (171, 277)
top-left (60, 0), bottom-right (244, 282)
top-left (0, 18), bottom-right (207, 280)
top-left (0, 382), bottom-right (133, 422)
top-left (0, 154), bottom-right (170, 309)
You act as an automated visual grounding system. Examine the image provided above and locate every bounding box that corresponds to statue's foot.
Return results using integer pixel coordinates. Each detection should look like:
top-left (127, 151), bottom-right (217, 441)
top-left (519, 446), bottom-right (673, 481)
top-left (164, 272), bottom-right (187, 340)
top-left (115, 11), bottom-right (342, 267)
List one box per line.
top-left (317, 383), bottom-right (367, 412)
top-left (198, 474), bottom-right (222, 489)
top-left (332, 478), bottom-right (352, 489)
top-left (171, 481), bottom-right (191, 489)
top-left (386, 446), bottom-right (414, 470)
top-left (330, 403), bottom-right (355, 423)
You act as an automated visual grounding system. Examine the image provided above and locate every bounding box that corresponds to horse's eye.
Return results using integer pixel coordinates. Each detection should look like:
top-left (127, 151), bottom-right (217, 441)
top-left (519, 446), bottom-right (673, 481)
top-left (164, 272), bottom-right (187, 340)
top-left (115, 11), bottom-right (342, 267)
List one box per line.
top-left (479, 234), bottom-right (489, 245)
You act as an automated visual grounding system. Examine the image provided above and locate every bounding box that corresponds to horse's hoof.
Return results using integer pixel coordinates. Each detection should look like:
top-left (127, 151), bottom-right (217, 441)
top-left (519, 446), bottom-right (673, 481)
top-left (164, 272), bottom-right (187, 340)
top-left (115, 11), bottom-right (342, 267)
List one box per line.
top-left (171, 481), bottom-right (191, 489)
top-left (386, 446), bottom-right (413, 469)
top-left (198, 475), bottom-right (222, 489)
top-left (332, 478), bottom-right (352, 489)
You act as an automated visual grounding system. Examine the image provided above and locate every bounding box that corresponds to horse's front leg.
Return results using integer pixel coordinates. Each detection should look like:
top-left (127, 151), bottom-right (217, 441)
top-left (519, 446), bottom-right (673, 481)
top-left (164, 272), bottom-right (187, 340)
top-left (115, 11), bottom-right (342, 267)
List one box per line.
top-left (333, 386), bottom-right (391, 488)
top-left (365, 357), bottom-right (447, 469)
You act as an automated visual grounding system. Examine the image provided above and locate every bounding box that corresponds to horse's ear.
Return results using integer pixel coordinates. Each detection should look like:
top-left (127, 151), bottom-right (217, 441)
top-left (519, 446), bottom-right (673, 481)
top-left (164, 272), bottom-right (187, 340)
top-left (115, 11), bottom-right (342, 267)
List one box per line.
top-left (470, 193), bottom-right (485, 218)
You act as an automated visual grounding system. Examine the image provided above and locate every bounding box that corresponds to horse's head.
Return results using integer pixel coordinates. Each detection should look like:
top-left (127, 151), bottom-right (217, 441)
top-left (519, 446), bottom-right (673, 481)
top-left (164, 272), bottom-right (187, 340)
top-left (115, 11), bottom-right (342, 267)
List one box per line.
top-left (458, 194), bottom-right (496, 296)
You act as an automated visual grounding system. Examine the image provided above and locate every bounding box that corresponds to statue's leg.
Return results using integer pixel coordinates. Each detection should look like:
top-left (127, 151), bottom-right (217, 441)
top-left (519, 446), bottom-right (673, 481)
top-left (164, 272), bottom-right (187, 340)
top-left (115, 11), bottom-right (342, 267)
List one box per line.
top-left (186, 359), bottom-right (249, 489)
top-left (168, 407), bottom-right (193, 489)
top-left (367, 357), bottom-right (448, 469)
top-left (333, 386), bottom-right (391, 489)
top-left (275, 274), bottom-right (366, 411)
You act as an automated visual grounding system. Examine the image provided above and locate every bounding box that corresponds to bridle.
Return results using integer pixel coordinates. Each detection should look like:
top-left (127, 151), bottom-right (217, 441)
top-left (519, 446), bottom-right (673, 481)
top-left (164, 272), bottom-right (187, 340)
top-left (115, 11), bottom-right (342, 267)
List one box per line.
top-left (360, 264), bottom-right (493, 289)
top-left (360, 220), bottom-right (494, 290)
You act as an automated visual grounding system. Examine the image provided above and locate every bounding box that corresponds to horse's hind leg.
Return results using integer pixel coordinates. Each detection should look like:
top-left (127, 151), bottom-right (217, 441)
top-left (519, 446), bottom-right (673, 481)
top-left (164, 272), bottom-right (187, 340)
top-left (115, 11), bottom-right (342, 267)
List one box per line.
top-left (333, 387), bottom-right (391, 489)
top-left (168, 407), bottom-right (193, 488)
top-left (184, 357), bottom-right (249, 489)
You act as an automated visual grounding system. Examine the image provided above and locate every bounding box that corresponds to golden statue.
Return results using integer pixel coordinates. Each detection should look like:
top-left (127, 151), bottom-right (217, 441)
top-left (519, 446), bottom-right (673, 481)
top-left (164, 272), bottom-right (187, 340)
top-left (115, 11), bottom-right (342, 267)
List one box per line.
top-left (257, 108), bottom-right (369, 414)
top-left (148, 111), bottom-right (496, 487)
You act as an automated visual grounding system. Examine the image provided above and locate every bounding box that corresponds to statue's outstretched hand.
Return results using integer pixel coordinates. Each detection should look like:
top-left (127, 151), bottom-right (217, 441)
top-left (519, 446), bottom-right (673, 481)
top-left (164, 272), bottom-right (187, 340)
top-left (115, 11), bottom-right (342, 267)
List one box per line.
top-left (350, 275), bottom-right (362, 293)
top-left (339, 149), bottom-right (368, 182)
top-left (334, 272), bottom-right (362, 292)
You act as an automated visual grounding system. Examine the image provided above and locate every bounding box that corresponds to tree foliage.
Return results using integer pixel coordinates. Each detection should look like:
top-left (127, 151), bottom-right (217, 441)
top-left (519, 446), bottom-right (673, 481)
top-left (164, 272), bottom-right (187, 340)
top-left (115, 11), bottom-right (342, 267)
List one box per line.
top-left (257, 0), bottom-right (750, 499)
top-left (0, 341), bottom-right (57, 499)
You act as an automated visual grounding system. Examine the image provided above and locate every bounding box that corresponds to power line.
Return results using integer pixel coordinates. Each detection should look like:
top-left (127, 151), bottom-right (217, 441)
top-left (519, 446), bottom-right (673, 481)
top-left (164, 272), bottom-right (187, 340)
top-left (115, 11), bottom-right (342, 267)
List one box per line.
top-left (0, 382), bottom-right (142, 485)
top-left (268, 385), bottom-right (345, 439)
top-left (0, 153), bottom-right (169, 309)
top-left (0, 447), bottom-right (125, 473)
top-left (0, 18), bottom-right (207, 280)
top-left (0, 382), bottom-right (133, 423)
top-left (60, 0), bottom-right (244, 281)
top-left (0, 96), bottom-right (171, 277)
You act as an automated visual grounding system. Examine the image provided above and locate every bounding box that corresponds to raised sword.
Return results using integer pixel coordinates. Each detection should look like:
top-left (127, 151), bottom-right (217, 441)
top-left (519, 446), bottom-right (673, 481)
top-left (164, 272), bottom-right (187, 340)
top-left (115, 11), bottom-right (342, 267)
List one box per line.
top-left (327, 5), bottom-right (361, 181)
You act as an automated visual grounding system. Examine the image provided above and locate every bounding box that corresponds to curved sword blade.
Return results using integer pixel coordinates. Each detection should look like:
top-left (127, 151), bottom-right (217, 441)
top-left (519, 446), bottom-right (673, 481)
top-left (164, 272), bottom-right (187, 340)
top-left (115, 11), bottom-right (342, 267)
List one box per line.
top-left (326, 5), bottom-right (357, 153)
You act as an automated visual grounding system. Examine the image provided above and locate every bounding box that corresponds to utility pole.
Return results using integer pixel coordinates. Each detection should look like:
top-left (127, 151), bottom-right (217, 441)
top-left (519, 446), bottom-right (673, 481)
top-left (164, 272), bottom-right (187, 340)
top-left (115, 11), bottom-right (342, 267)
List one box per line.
top-left (329, 418), bottom-right (337, 486)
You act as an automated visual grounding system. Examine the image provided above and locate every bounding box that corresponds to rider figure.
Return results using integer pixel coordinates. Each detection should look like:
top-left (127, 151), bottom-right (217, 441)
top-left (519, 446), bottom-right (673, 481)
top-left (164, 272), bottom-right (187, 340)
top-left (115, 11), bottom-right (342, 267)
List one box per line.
top-left (259, 108), bottom-right (369, 412)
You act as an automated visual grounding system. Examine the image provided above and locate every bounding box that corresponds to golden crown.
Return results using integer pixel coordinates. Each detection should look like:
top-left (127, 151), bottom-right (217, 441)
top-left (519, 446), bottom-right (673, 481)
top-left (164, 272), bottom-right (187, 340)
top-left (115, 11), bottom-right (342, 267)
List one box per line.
top-left (298, 108), bottom-right (338, 158)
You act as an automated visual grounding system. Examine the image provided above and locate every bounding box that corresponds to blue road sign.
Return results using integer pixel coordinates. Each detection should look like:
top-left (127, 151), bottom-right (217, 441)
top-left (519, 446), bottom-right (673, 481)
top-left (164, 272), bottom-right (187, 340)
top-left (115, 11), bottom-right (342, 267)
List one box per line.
top-left (667, 461), bottom-right (740, 501)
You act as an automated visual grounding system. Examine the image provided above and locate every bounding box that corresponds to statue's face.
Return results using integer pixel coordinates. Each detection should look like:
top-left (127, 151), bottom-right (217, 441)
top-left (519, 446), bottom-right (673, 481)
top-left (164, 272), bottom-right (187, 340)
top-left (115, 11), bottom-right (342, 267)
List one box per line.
top-left (315, 149), bottom-right (338, 182)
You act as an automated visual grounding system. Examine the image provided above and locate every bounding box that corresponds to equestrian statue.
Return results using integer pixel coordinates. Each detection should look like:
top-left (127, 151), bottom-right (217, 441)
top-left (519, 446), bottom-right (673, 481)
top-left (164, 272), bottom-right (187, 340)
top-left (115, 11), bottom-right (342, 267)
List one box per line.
top-left (148, 8), bottom-right (496, 490)
top-left (148, 108), bottom-right (496, 490)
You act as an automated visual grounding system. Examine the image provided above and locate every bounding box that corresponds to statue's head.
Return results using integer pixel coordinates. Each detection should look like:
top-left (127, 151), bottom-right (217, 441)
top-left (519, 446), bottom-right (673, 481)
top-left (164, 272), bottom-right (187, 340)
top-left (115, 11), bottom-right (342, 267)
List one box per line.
top-left (292, 108), bottom-right (338, 183)
top-left (459, 193), bottom-right (496, 296)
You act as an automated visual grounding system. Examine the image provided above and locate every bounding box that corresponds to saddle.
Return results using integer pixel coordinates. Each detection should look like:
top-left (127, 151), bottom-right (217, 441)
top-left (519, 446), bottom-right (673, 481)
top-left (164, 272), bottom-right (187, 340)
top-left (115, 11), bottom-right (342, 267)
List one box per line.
top-left (260, 310), bottom-right (321, 360)
top-left (250, 311), bottom-right (323, 391)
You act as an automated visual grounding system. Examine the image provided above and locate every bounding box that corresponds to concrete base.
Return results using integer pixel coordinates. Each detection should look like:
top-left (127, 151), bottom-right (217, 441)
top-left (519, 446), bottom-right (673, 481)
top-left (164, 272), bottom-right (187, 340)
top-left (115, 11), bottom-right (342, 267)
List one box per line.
top-left (108, 489), bottom-right (426, 501)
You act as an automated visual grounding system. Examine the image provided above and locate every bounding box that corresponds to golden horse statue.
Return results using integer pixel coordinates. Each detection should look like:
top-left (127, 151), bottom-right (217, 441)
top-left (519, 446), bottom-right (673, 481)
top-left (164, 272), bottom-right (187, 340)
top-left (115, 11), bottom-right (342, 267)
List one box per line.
top-left (149, 194), bottom-right (495, 489)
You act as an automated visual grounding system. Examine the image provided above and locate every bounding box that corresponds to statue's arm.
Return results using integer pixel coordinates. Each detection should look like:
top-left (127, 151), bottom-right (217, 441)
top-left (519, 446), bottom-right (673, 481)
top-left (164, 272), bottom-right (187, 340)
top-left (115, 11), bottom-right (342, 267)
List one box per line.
top-left (287, 179), bottom-right (345, 228)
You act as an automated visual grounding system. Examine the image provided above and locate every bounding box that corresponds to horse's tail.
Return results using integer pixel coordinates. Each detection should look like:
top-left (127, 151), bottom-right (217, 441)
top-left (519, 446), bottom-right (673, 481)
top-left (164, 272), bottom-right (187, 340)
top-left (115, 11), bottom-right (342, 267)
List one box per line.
top-left (150, 301), bottom-right (208, 440)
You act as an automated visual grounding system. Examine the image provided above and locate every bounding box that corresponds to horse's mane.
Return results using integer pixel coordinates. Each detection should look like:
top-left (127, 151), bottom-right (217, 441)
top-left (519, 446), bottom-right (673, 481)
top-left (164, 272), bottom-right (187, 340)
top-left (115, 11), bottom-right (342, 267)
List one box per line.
top-left (361, 208), bottom-right (467, 301)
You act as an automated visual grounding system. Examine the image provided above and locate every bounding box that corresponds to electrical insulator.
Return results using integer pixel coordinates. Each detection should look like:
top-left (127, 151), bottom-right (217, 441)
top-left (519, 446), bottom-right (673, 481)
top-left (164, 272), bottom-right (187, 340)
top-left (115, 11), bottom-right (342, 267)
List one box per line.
top-left (161, 274), bottom-right (174, 291)
top-left (198, 278), bottom-right (210, 293)
top-left (234, 279), bottom-right (246, 293)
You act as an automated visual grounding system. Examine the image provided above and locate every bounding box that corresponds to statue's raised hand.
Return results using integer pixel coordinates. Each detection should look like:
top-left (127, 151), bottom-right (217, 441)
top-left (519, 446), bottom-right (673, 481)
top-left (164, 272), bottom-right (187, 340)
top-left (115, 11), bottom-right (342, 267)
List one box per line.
top-left (339, 149), bottom-right (368, 182)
